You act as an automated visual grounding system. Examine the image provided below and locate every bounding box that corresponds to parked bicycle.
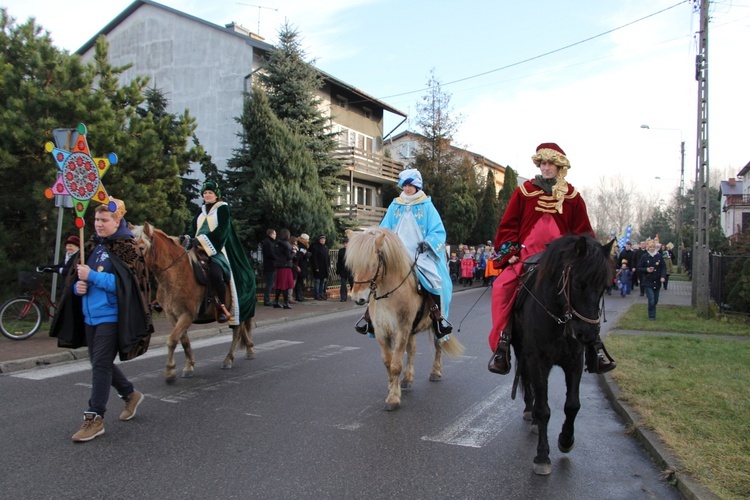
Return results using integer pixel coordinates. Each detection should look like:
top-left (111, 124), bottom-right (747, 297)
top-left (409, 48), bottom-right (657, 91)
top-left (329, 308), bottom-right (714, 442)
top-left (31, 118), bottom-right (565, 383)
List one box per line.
top-left (0, 269), bottom-right (59, 340)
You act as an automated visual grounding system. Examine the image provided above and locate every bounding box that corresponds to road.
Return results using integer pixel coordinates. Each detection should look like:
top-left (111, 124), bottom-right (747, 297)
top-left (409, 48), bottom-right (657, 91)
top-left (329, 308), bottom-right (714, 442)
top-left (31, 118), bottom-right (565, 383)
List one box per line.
top-left (0, 288), bottom-right (680, 499)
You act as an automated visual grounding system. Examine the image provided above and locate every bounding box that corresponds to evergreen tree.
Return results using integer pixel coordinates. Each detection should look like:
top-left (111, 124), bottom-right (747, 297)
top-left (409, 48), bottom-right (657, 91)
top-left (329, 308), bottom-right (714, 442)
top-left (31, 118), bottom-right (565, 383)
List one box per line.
top-left (227, 85), bottom-right (335, 245)
top-left (472, 170), bottom-right (499, 244)
top-left (257, 22), bottom-right (341, 202)
top-left (497, 165), bottom-right (518, 218)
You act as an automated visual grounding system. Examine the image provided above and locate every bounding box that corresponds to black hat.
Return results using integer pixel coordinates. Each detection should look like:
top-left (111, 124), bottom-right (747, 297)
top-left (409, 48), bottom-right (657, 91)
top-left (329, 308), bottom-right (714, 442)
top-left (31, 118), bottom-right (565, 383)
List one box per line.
top-left (318, 234), bottom-right (326, 239)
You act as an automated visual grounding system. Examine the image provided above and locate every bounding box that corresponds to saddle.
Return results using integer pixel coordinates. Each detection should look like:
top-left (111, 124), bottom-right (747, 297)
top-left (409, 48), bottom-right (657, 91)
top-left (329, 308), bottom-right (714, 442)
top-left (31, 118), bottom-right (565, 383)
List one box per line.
top-left (190, 246), bottom-right (220, 323)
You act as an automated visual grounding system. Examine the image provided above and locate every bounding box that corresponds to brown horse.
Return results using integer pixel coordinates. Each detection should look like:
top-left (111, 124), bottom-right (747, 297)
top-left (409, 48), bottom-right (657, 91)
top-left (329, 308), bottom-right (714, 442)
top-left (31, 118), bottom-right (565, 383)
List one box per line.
top-left (346, 227), bottom-right (464, 411)
top-left (132, 223), bottom-right (254, 383)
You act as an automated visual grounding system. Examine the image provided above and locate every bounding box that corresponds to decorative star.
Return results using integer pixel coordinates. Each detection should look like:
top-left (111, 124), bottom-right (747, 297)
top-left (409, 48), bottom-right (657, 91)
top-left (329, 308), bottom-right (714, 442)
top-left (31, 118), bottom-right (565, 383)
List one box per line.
top-left (44, 123), bottom-right (118, 228)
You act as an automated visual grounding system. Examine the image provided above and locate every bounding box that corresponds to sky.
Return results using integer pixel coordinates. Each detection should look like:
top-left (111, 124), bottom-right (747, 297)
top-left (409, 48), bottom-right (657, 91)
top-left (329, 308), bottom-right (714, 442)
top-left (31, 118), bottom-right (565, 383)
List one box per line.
top-left (3, 0), bottom-right (750, 205)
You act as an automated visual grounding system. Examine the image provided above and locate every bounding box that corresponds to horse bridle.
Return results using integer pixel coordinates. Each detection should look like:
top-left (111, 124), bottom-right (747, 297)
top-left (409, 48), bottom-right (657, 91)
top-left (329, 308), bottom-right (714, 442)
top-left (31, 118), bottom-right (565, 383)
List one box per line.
top-left (517, 263), bottom-right (604, 326)
top-left (143, 233), bottom-right (190, 277)
top-left (352, 251), bottom-right (418, 301)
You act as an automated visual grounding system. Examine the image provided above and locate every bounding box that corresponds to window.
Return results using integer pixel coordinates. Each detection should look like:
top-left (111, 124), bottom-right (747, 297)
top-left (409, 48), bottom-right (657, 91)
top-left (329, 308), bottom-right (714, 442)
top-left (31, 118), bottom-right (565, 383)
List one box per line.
top-left (336, 95), bottom-right (348, 109)
top-left (355, 185), bottom-right (374, 206)
top-left (334, 125), bottom-right (374, 152)
top-left (400, 141), bottom-right (417, 158)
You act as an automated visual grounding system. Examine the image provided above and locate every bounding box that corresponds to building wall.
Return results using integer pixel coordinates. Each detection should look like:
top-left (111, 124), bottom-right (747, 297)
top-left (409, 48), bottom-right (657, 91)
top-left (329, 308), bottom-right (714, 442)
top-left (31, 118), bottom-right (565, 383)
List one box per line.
top-left (79, 4), bottom-right (265, 171)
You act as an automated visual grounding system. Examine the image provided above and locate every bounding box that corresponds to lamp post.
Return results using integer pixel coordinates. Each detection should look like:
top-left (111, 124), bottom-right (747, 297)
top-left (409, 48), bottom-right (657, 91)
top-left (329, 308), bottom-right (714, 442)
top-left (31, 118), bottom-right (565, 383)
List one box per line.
top-left (640, 125), bottom-right (685, 273)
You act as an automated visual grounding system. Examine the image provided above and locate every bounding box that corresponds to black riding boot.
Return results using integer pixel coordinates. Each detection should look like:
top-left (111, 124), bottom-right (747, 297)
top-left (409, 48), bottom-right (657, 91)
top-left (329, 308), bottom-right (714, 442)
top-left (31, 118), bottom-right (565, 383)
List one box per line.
top-left (585, 335), bottom-right (617, 373)
top-left (427, 293), bottom-right (452, 340)
top-left (282, 290), bottom-right (292, 309)
top-left (210, 260), bottom-right (230, 323)
top-left (488, 331), bottom-right (511, 375)
top-left (355, 307), bottom-right (375, 335)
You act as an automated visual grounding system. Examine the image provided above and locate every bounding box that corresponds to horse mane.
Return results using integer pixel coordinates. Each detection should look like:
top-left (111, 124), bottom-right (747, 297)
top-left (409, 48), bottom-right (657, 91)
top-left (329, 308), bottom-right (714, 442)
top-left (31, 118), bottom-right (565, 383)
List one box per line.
top-left (131, 224), bottom-right (198, 267)
top-left (534, 235), bottom-right (612, 292)
top-left (346, 226), bottom-right (413, 279)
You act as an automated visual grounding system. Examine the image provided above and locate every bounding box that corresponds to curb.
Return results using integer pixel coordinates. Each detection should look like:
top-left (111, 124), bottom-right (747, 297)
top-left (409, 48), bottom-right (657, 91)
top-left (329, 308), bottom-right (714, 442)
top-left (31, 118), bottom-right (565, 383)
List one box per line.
top-left (0, 303), bottom-right (359, 374)
top-left (597, 373), bottom-right (720, 500)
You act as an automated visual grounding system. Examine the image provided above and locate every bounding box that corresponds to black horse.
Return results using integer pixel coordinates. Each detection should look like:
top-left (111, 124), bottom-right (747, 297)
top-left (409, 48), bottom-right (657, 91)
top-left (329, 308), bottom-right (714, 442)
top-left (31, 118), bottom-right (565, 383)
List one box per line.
top-left (511, 235), bottom-right (615, 475)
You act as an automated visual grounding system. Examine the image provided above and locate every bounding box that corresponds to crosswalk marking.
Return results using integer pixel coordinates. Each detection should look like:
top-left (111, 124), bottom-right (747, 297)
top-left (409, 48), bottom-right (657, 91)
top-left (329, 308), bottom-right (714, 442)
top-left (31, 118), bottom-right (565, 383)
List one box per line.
top-left (421, 385), bottom-right (521, 448)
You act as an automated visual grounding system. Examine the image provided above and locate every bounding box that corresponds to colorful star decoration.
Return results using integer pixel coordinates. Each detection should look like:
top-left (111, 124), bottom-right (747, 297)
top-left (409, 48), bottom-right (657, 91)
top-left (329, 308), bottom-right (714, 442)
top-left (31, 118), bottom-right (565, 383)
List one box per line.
top-left (44, 123), bottom-right (118, 228)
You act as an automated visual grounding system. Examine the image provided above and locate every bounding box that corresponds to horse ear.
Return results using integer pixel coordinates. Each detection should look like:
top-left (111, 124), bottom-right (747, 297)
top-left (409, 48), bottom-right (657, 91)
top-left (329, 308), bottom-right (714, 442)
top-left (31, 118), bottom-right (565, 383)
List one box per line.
top-left (143, 222), bottom-right (152, 237)
top-left (375, 230), bottom-right (386, 252)
top-left (345, 229), bottom-right (353, 239)
top-left (575, 236), bottom-right (588, 256)
top-left (603, 238), bottom-right (616, 257)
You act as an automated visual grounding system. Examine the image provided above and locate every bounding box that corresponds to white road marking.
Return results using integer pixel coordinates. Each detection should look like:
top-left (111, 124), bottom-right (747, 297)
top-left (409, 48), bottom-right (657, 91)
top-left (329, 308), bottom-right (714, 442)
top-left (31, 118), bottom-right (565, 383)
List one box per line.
top-left (421, 385), bottom-right (521, 448)
top-left (10, 338), bottom-right (303, 380)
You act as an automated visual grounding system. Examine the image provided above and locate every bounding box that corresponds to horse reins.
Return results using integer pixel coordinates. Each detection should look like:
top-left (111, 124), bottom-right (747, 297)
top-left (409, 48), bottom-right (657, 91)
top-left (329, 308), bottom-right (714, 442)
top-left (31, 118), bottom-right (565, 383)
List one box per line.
top-left (352, 250), bottom-right (418, 301)
top-left (145, 234), bottom-right (191, 277)
top-left (513, 262), bottom-right (604, 327)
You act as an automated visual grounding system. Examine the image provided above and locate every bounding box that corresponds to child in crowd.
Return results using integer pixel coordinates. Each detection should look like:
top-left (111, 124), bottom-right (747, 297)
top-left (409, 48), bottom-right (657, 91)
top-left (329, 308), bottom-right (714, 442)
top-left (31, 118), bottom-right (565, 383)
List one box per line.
top-left (617, 260), bottom-right (633, 297)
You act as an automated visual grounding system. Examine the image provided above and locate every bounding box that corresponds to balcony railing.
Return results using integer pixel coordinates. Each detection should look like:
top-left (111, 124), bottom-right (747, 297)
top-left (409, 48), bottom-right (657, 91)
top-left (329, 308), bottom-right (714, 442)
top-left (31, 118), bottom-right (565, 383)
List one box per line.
top-left (725, 194), bottom-right (750, 207)
top-left (334, 204), bottom-right (386, 228)
top-left (335, 146), bottom-right (403, 182)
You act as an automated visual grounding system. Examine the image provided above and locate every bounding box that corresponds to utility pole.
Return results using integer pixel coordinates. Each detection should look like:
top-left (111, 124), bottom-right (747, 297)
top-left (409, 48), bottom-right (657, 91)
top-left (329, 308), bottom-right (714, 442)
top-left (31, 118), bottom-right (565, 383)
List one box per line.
top-left (692, 0), bottom-right (710, 315)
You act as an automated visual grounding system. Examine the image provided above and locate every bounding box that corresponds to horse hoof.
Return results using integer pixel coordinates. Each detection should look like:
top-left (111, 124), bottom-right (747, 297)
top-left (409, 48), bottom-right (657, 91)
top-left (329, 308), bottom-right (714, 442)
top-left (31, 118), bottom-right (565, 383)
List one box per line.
top-left (533, 462), bottom-right (552, 476)
top-left (558, 436), bottom-right (575, 454)
top-left (384, 402), bottom-right (400, 412)
top-left (181, 371), bottom-right (194, 378)
top-left (523, 411), bottom-right (532, 421)
top-left (245, 353), bottom-right (255, 360)
top-left (531, 424), bottom-right (539, 435)
top-left (165, 376), bottom-right (176, 385)
top-left (221, 363), bottom-right (233, 370)
top-left (429, 373), bottom-right (442, 382)
top-left (400, 381), bottom-right (411, 389)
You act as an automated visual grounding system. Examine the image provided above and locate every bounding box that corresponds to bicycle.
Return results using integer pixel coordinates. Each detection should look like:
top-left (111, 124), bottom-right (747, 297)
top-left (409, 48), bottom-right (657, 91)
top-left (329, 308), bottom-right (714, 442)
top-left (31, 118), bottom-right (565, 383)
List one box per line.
top-left (0, 269), bottom-right (59, 340)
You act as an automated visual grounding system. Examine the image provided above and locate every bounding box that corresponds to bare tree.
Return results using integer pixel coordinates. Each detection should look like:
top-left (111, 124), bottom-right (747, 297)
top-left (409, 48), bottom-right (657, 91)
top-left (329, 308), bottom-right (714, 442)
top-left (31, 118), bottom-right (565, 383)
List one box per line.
top-left (583, 175), bottom-right (648, 241)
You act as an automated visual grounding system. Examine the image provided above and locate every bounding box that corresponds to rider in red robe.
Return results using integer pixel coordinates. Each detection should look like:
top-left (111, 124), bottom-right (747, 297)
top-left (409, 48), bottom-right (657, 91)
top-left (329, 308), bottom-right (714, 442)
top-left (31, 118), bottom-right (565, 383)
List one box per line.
top-left (487, 143), bottom-right (616, 375)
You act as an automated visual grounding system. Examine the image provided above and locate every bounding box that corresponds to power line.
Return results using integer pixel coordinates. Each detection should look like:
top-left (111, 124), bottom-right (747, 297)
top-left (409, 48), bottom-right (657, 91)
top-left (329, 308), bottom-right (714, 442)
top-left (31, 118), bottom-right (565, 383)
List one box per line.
top-left (377, 1), bottom-right (689, 101)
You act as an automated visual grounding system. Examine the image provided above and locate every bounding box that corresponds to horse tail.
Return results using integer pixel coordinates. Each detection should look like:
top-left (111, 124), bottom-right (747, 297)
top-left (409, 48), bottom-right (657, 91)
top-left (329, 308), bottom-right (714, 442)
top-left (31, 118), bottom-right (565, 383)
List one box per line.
top-left (439, 335), bottom-right (465, 357)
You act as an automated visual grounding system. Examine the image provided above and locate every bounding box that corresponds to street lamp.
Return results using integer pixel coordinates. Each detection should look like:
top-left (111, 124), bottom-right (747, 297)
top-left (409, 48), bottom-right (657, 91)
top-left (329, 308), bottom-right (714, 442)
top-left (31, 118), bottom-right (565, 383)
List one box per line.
top-left (640, 125), bottom-right (685, 273)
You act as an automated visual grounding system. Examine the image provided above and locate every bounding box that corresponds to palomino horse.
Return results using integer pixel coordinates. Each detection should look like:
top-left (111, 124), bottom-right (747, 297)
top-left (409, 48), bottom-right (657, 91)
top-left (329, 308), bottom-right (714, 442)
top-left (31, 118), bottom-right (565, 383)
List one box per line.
top-left (511, 235), bottom-right (615, 475)
top-left (345, 227), bottom-right (464, 411)
top-left (132, 223), bottom-right (254, 383)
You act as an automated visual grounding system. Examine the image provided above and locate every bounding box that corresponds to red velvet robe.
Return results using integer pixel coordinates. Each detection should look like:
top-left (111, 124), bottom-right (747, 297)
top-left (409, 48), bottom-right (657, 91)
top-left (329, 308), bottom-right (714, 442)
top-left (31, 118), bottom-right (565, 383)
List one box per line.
top-left (488, 179), bottom-right (594, 350)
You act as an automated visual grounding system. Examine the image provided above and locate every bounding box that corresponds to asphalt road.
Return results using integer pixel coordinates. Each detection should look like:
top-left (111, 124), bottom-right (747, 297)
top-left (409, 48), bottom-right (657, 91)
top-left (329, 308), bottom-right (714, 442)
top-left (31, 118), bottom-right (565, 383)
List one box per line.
top-left (0, 288), bottom-right (680, 499)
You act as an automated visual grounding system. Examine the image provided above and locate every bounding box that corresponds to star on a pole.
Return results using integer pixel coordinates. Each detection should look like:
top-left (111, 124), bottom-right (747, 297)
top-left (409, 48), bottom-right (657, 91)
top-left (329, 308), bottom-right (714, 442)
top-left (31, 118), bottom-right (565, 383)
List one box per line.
top-left (44, 123), bottom-right (118, 228)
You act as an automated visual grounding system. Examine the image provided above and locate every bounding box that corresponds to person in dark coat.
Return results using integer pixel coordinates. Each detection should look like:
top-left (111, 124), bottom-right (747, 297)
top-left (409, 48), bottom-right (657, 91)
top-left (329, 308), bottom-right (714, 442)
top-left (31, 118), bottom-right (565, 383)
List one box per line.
top-left (272, 229), bottom-right (295, 309)
top-left (310, 235), bottom-right (330, 300)
top-left (336, 237), bottom-right (352, 302)
top-left (294, 233), bottom-right (310, 301)
top-left (260, 229), bottom-right (277, 306)
top-left (50, 200), bottom-right (153, 442)
top-left (633, 241), bottom-right (647, 296)
top-left (637, 240), bottom-right (667, 320)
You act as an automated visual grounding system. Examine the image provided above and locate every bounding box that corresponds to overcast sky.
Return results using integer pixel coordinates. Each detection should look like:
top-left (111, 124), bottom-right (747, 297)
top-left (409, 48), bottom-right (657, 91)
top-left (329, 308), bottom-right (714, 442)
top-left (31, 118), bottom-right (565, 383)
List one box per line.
top-left (4, 0), bottom-right (749, 204)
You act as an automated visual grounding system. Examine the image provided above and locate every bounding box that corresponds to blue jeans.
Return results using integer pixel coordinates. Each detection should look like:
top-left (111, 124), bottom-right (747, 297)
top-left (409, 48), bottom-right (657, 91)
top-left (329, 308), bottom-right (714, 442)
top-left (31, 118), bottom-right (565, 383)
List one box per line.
top-left (263, 270), bottom-right (276, 304)
top-left (644, 286), bottom-right (661, 319)
top-left (314, 278), bottom-right (327, 298)
top-left (85, 322), bottom-right (134, 417)
top-left (620, 283), bottom-right (631, 296)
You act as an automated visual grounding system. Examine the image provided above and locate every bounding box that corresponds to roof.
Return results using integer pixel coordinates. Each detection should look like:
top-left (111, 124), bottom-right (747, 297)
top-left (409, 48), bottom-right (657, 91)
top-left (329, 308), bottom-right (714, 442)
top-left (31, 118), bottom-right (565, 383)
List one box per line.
top-left (75, 0), bottom-right (405, 119)
top-left (718, 179), bottom-right (744, 199)
top-left (738, 160), bottom-right (750, 178)
top-left (76, 0), bottom-right (273, 55)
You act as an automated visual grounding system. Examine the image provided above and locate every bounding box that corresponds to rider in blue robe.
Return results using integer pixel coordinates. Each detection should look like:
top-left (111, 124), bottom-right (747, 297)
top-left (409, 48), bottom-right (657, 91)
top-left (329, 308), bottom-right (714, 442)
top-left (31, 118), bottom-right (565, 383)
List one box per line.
top-left (356, 168), bottom-right (453, 339)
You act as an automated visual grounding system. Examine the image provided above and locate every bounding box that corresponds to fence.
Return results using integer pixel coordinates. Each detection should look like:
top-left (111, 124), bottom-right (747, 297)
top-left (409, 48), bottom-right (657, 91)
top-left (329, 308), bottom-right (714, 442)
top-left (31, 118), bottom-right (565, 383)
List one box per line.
top-left (255, 248), bottom-right (346, 299)
top-left (709, 253), bottom-right (750, 314)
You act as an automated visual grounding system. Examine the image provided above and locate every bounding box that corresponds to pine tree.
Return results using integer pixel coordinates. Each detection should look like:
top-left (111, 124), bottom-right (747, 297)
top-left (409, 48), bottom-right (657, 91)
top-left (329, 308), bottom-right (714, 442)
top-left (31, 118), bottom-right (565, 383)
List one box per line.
top-left (497, 165), bottom-right (518, 217)
top-left (227, 85), bottom-right (335, 245)
top-left (472, 170), bottom-right (499, 243)
top-left (257, 22), bottom-right (341, 202)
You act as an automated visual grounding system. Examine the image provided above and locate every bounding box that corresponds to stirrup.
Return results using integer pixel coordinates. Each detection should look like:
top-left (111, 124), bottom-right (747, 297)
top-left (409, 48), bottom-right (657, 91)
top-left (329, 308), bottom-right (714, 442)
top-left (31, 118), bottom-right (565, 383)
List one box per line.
top-left (355, 316), bottom-right (373, 335)
top-left (434, 318), bottom-right (453, 340)
top-left (216, 303), bottom-right (230, 324)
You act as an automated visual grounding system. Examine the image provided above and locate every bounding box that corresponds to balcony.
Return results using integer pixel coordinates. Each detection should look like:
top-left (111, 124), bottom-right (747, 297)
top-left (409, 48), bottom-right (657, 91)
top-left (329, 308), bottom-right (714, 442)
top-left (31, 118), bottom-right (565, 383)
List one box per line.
top-left (335, 146), bottom-right (403, 183)
top-left (725, 194), bottom-right (750, 207)
top-left (335, 204), bottom-right (387, 228)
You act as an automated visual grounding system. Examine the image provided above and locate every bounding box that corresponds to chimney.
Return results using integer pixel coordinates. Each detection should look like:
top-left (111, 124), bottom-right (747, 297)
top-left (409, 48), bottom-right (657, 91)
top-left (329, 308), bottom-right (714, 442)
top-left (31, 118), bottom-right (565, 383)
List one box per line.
top-left (225, 22), bottom-right (264, 40)
top-left (728, 178), bottom-right (736, 186)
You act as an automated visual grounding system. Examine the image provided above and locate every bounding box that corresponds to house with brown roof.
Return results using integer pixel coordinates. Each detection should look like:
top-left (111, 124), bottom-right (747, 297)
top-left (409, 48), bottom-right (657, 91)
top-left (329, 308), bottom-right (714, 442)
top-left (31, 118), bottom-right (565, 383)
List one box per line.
top-left (76, 0), bottom-right (407, 227)
top-left (719, 162), bottom-right (750, 238)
